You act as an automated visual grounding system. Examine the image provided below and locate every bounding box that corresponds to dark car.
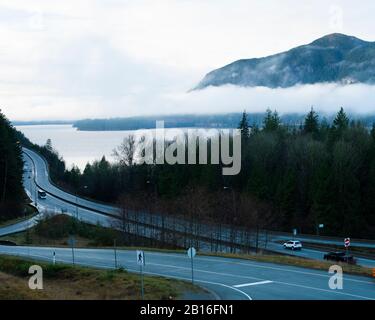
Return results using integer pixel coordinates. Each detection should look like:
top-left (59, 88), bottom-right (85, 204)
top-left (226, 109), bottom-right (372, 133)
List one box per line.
top-left (323, 251), bottom-right (357, 265)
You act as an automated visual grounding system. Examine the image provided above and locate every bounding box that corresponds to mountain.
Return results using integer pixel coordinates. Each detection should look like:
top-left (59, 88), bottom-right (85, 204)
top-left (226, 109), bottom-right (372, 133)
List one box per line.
top-left (194, 33), bottom-right (375, 90)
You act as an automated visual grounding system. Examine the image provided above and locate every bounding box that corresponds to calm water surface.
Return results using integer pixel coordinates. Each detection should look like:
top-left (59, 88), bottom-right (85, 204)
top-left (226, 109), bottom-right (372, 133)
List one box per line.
top-left (16, 125), bottom-right (217, 170)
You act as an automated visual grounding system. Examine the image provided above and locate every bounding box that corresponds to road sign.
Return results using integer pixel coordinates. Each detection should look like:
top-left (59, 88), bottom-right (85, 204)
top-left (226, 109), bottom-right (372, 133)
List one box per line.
top-left (137, 250), bottom-right (145, 266)
top-left (187, 247), bottom-right (196, 259)
top-left (344, 238), bottom-right (350, 248)
top-left (187, 247), bottom-right (196, 285)
top-left (68, 236), bottom-right (76, 247)
top-left (319, 224), bottom-right (324, 228)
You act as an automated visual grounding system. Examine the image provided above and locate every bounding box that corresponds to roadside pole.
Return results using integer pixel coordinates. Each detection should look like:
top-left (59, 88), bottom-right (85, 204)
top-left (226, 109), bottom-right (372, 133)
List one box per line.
top-left (136, 250), bottom-right (145, 300)
top-left (114, 239), bottom-right (118, 269)
top-left (187, 247), bottom-right (196, 285)
top-left (70, 236), bottom-right (75, 265)
top-left (191, 254), bottom-right (194, 284)
top-left (140, 264), bottom-right (144, 300)
top-left (345, 238), bottom-right (350, 256)
top-left (292, 228), bottom-right (297, 240)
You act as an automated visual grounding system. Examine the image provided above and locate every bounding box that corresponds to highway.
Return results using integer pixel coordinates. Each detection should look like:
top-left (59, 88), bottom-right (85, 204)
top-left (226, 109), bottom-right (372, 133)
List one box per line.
top-left (0, 245), bottom-right (374, 300)
top-left (1, 147), bottom-right (375, 268)
top-left (0, 147), bottom-right (375, 300)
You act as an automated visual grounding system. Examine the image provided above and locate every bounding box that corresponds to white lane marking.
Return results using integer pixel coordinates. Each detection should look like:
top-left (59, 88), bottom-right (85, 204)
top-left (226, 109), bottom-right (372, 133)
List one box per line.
top-left (273, 280), bottom-right (374, 301)
top-left (139, 270), bottom-right (253, 300)
top-left (234, 280), bottom-right (273, 288)
top-left (2, 249), bottom-right (374, 300)
top-left (142, 252), bottom-right (374, 285)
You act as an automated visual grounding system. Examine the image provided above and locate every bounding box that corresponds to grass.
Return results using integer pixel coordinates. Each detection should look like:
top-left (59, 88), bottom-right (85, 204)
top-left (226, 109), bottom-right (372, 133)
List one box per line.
top-left (300, 241), bottom-right (375, 258)
top-left (0, 214), bottom-right (179, 250)
top-left (201, 252), bottom-right (375, 278)
top-left (0, 255), bottom-right (205, 300)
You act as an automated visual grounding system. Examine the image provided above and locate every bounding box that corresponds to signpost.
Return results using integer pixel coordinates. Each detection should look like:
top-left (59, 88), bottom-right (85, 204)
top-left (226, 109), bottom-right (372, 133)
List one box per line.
top-left (344, 238), bottom-right (350, 255)
top-left (317, 224), bottom-right (324, 236)
top-left (69, 236), bottom-right (75, 265)
top-left (137, 250), bottom-right (145, 300)
top-left (344, 238), bottom-right (350, 248)
top-left (187, 247), bottom-right (196, 284)
top-left (292, 228), bottom-right (297, 240)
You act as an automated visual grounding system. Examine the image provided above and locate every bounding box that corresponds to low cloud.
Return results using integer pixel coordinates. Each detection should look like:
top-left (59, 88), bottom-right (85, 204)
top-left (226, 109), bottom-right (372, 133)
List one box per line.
top-left (161, 83), bottom-right (375, 116)
top-left (4, 83), bottom-right (375, 121)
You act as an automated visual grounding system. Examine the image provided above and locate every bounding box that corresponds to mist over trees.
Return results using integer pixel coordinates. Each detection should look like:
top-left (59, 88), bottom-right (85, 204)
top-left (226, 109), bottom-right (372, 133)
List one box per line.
top-left (0, 110), bottom-right (25, 221)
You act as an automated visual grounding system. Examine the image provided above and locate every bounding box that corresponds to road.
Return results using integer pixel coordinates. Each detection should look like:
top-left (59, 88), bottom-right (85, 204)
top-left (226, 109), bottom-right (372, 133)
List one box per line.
top-left (0, 245), bottom-right (374, 300)
top-left (1, 147), bottom-right (375, 267)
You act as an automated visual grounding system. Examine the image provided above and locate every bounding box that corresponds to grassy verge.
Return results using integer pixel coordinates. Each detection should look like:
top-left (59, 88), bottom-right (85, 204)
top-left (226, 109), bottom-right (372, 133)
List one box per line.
top-left (300, 241), bottom-right (375, 258)
top-left (200, 252), bottom-right (374, 278)
top-left (0, 214), bottom-right (179, 249)
top-left (0, 255), bottom-right (205, 300)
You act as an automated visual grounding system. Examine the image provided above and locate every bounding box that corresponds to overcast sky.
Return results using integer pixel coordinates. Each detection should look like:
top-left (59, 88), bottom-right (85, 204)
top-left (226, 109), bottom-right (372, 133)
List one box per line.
top-left (1, 0), bottom-right (375, 121)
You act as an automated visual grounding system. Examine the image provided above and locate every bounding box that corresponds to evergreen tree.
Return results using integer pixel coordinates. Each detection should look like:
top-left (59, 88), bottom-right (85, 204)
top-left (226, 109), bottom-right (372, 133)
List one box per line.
top-left (0, 110), bottom-right (24, 221)
top-left (238, 110), bottom-right (250, 139)
top-left (263, 109), bottom-right (281, 132)
top-left (333, 107), bottom-right (349, 132)
top-left (303, 107), bottom-right (319, 135)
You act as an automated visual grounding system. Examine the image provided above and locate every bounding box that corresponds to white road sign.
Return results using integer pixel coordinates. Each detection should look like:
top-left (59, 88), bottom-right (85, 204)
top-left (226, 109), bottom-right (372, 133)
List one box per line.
top-left (137, 250), bottom-right (145, 266)
top-left (344, 238), bottom-right (350, 248)
top-left (187, 247), bottom-right (196, 259)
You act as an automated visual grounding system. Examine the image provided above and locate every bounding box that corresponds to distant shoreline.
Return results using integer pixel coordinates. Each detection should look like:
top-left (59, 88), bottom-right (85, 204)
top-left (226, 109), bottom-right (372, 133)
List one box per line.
top-left (12, 121), bottom-right (74, 126)
top-left (13, 112), bottom-right (375, 132)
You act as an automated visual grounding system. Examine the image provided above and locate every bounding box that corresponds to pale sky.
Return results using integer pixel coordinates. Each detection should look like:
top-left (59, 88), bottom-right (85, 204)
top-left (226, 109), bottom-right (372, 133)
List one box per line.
top-left (1, 0), bottom-right (375, 120)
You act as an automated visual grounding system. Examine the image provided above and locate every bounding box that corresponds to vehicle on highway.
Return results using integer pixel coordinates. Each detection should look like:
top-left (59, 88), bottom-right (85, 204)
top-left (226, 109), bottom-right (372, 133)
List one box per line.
top-left (38, 190), bottom-right (47, 199)
top-left (323, 252), bottom-right (357, 265)
top-left (283, 240), bottom-right (302, 251)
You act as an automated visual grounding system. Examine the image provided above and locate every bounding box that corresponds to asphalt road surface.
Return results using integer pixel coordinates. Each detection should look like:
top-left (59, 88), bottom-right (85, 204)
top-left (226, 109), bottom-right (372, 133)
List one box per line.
top-left (0, 245), bottom-right (374, 300)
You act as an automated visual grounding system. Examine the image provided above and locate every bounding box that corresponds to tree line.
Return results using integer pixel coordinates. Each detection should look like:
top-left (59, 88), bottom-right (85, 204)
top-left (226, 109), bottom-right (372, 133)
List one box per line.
top-left (21, 108), bottom-right (375, 239)
top-left (0, 110), bottom-right (25, 221)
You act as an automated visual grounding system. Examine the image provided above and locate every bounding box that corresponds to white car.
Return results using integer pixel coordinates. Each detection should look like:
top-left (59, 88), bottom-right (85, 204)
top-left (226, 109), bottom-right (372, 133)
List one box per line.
top-left (283, 240), bottom-right (302, 251)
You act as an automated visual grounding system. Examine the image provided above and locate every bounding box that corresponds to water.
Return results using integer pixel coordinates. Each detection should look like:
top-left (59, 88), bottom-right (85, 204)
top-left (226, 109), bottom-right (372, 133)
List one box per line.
top-left (16, 125), bottom-right (134, 170)
top-left (16, 125), bottom-right (219, 171)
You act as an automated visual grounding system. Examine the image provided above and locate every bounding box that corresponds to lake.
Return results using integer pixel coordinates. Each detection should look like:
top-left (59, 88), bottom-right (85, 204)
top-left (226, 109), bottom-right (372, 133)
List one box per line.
top-left (16, 125), bottom-right (220, 171)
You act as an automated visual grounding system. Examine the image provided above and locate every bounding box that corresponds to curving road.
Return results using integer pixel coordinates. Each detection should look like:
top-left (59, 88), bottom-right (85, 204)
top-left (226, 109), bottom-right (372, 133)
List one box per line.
top-left (1, 147), bottom-right (375, 268)
top-left (0, 245), bottom-right (374, 300)
top-left (1, 148), bottom-right (375, 299)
